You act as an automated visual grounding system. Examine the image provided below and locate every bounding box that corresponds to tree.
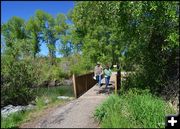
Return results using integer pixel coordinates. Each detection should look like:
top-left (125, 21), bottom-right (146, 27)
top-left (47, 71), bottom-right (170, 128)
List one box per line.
top-left (1, 16), bottom-right (29, 59)
top-left (71, 1), bottom-right (179, 97)
top-left (26, 16), bottom-right (41, 58)
top-left (34, 10), bottom-right (57, 65)
top-left (55, 13), bottom-right (73, 57)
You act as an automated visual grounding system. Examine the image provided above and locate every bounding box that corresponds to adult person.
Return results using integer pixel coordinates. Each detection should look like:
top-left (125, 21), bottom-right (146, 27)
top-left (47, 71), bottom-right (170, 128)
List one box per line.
top-left (104, 64), bottom-right (112, 89)
top-left (94, 62), bottom-right (103, 87)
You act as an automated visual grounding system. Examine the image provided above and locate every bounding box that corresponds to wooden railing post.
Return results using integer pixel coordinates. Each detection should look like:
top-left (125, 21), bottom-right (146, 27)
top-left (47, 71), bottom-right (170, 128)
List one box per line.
top-left (115, 73), bottom-right (117, 94)
top-left (117, 65), bottom-right (121, 88)
top-left (115, 64), bottom-right (121, 94)
top-left (72, 74), bottom-right (77, 98)
top-left (85, 74), bottom-right (87, 91)
top-left (72, 72), bottom-right (97, 98)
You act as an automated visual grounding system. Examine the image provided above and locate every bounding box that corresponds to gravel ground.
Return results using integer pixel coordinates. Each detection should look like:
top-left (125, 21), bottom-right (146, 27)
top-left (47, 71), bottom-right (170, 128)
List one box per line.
top-left (21, 73), bottom-right (116, 128)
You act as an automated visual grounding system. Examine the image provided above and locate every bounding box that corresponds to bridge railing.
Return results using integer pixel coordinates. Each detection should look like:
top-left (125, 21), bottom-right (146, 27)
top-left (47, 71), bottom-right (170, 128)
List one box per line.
top-left (73, 71), bottom-right (122, 98)
top-left (114, 72), bottom-right (121, 94)
top-left (72, 72), bottom-right (97, 98)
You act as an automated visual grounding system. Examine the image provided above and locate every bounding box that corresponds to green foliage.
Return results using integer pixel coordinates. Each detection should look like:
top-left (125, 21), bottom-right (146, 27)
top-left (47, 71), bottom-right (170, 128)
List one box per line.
top-left (1, 111), bottom-right (26, 128)
top-left (35, 97), bottom-right (46, 109)
top-left (1, 2), bottom-right (179, 127)
top-left (72, 1), bottom-right (179, 98)
top-left (25, 16), bottom-right (41, 58)
top-left (35, 86), bottom-right (74, 98)
top-left (39, 64), bottom-right (68, 82)
top-left (1, 52), bottom-right (75, 107)
top-left (94, 89), bottom-right (176, 128)
top-left (69, 57), bottom-right (92, 75)
top-left (1, 55), bottom-right (37, 106)
top-left (1, 16), bottom-right (26, 40)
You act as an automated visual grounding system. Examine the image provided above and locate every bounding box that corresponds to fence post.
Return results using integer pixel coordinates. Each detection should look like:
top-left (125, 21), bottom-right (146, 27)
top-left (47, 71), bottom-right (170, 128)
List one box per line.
top-left (72, 74), bottom-right (77, 98)
top-left (116, 64), bottom-right (121, 94)
top-left (115, 73), bottom-right (117, 94)
top-left (85, 73), bottom-right (87, 91)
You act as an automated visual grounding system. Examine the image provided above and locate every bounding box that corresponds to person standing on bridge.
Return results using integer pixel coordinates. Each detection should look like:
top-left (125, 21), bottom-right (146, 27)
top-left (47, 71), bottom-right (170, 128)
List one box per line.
top-left (104, 64), bottom-right (112, 89)
top-left (94, 62), bottom-right (103, 87)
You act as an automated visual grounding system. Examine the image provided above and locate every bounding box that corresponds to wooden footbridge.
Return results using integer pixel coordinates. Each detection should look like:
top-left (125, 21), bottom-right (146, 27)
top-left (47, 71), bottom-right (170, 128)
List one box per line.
top-left (72, 71), bottom-right (121, 98)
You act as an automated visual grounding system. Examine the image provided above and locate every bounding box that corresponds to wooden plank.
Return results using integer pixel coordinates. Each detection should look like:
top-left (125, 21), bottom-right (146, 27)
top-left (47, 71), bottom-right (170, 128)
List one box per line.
top-left (72, 74), bottom-right (77, 98)
top-left (115, 74), bottom-right (117, 94)
top-left (73, 72), bottom-right (97, 98)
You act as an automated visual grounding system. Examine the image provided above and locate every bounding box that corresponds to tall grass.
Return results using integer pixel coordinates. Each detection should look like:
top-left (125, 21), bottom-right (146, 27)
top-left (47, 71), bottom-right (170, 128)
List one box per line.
top-left (35, 86), bottom-right (74, 100)
top-left (1, 111), bottom-right (27, 128)
top-left (1, 86), bottom-right (74, 128)
top-left (94, 88), bottom-right (176, 128)
top-left (34, 86), bottom-right (74, 109)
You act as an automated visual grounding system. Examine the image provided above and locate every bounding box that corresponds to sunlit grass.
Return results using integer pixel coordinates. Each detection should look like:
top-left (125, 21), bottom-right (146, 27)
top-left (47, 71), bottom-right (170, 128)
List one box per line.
top-left (94, 88), bottom-right (176, 128)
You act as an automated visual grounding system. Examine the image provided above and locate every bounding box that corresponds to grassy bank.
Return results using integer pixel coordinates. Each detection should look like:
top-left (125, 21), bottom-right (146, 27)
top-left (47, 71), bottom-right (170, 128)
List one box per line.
top-left (1, 86), bottom-right (74, 128)
top-left (94, 88), bottom-right (176, 128)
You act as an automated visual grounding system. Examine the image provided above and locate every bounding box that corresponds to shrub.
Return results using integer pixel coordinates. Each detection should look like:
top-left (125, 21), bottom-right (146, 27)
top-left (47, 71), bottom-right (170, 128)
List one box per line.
top-left (1, 56), bottom-right (37, 107)
top-left (94, 89), bottom-right (176, 128)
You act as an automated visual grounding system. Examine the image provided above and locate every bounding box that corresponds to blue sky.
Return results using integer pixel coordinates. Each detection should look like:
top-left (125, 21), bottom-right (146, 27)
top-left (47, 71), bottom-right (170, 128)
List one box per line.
top-left (1, 1), bottom-right (75, 57)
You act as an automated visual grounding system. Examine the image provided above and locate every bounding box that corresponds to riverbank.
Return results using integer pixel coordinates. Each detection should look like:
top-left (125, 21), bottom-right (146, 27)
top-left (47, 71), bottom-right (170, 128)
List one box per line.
top-left (1, 86), bottom-right (74, 128)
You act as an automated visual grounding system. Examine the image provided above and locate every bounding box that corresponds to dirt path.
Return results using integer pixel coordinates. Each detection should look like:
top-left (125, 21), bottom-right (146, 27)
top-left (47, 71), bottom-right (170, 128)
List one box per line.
top-left (21, 73), bottom-right (116, 128)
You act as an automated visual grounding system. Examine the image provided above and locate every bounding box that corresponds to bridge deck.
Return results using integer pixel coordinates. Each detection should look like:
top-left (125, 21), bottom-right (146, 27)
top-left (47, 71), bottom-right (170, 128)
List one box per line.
top-left (33, 72), bottom-right (116, 128)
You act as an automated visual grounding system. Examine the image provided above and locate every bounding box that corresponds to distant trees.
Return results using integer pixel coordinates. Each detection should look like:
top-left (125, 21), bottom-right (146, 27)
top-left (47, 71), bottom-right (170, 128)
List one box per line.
top-left (1, 10), bottom-right (77, 63)
top-left (26, 15), bottom-right (41, 58)
top-left (1, 10), bottom-right (78, 107)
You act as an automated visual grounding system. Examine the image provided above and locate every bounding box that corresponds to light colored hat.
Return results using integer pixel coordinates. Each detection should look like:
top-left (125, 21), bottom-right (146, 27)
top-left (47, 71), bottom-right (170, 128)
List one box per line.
top-left (97, 62), bottom-right (100, 65)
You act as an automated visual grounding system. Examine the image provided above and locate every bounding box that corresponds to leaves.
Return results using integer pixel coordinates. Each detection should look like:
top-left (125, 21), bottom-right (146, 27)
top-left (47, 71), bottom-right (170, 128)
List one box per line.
top-left (1, 2), bottom-right (179, 107)
top-left (71, 1), bottom-right (179, 97)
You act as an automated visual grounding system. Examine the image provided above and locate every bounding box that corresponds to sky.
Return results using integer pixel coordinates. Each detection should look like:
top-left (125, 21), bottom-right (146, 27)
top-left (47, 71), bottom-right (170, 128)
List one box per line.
top-left (1, 1), bottom-right (75, 57)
